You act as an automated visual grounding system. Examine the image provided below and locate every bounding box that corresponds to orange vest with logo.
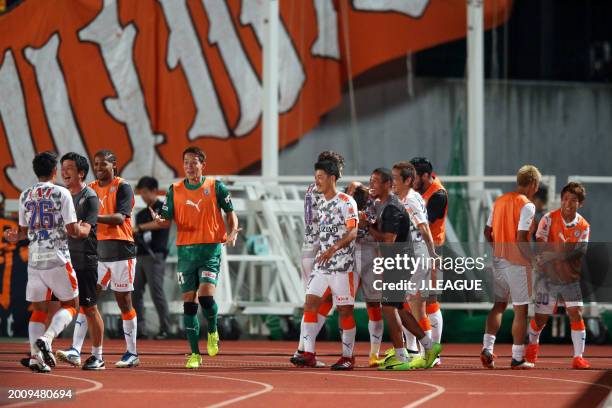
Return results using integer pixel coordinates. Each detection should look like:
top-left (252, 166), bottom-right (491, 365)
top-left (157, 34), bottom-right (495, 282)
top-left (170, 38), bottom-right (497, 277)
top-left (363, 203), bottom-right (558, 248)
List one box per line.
top-left (491, 192), bottom-right (532, 265)
top-left (89, 177), bottom-right (134, 242)
top-left (421, 177), bottom-right (447, 246)
top-left (543, 209), bottom-right (590, 282)
top-left (172, 177), bottom-right (227, 245)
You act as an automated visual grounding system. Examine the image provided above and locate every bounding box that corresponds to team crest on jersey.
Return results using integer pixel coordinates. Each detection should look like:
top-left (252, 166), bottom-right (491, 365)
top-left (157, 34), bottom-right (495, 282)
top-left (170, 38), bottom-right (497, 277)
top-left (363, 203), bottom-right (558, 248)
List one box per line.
top-left (110, 186), bottom-right (117, 193)
top-left (204, 188), bottom-right (210, 196)
top-left (575, 230), bottom-right (581, 238)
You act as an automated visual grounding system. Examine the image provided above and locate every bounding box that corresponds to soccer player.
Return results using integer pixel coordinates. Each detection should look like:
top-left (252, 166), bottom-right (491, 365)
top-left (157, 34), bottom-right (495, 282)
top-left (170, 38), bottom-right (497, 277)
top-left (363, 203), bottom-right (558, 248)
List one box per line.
top-left (409, 157), bottom-right (447, 363)
top-left (367, 167), bottom-right (441, 371)
top-left (392, 162), bottom-right (441, 363)
top-left (293, 160), bottom-right (359, 370)
top-left (526, 182), bottom-right (591, 369)
top-left (4, 151), bottom-right (86, 372)
top-left (348, 182), bottom-right (385, 367)
top-left (481, 165), bottom-right (541, 369)
top-left (292, 151), bottom-right (344, 368)
top-left (80, 150), bottom-right (139, 368)
top-left (152, 146), bottom-right (239, 369)
top-left (55, 153), bottom-right (106, 370)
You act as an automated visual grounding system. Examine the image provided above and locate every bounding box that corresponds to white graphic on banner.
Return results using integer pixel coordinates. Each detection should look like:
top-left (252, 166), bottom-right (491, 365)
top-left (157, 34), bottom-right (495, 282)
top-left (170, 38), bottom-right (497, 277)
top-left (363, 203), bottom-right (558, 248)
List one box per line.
top-left (0, 50), bottom-right (37, 190)
top-left (158, 0), bottom-right (229, 140)
top-left (312, 0), bottom-right (340, 59)
top-left (202, 0), bottom-right (261, 136)
top-left (24, 33), bottom-right (94, 183)
top-left (352, 0), bottom-right (429, 18)
top-left (78, 0), bottom-right (174, 179)
top-left (240, 0), bottom-right (305, 112)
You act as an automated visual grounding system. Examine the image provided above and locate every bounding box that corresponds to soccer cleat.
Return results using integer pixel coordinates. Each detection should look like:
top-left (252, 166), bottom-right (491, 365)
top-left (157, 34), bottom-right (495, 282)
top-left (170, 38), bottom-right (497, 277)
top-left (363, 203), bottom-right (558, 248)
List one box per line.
top-left (20, 357), bottom-right (30, 369)
top-left (56, 347), bottom-right (81, 367)
top-left (572, 356), bottom-right (591, 369)
top-left (525, 344), bottom-right (539, 364)
top-left (82, 355), bottom-right (105, 370)
top-left (378, 355), bottom-right (407, 370)
top-left (292, 351), bottom-right (318, 368)
top-left (28, 355), bottom-right (51, 373)
top-left (35, 337), bottom-right (56, 368)
top-left (368, 354), bottom-right (379, 368)
top-left (511, 359), bottom-right (534, 369)
top-left (431, 357), bottom-right (442, 367)
top-left (207, 331), bottom-right (219, 357)
top-left (408, 356), bottom-right (428, 369)
top-left (480, 349), bottom-right (496, 369)
top-left (331, 356), bottom-right (355, 371)
top-left (408, 349), bottom-right (421, 360)
top-left (115, 351), bottom-right (140, 368)
top-left (291, 350), bottom-right (325, 367)
top-left (185, 353), bottom-right (202, 369)
top-left (424, 343), bottom-right (442, 368)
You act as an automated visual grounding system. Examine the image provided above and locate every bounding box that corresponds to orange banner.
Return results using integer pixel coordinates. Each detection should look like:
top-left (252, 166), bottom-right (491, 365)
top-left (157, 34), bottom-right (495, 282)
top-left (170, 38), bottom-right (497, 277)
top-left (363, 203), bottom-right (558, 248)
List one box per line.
top-left (0, 0), bottom-right (511, 199)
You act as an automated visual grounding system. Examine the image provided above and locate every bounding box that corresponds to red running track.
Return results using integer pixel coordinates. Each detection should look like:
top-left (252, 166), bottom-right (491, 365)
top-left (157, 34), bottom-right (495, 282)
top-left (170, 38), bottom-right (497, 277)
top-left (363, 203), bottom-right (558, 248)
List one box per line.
top-left (0, 339), bottom-right (610, 408)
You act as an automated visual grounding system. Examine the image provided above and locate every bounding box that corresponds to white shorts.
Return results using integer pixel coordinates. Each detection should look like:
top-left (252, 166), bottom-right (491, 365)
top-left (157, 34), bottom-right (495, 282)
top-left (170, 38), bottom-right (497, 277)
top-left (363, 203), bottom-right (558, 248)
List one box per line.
top-left (535, 277), bottom-right (583, 314)
top-left (26, 263), bottom-right (79, 302)
top-left (301, 246), bottom-right (318, 291)
top-left (356, 241), bottom-right (381, 302)
top-left (408, 242), bottom-right (432, 299)
top-left (98, 259), bottom-right (136, 292)
top-left (306, 271), bottom-right (358, 306)
top-left (492, 257), bottom-right (532, 306)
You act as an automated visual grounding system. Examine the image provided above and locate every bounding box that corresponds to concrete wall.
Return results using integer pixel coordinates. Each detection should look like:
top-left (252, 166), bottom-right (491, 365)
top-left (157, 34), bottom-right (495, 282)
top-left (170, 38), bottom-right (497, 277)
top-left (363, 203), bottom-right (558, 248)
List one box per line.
top-left (279, 78), bottom-right (612, 240)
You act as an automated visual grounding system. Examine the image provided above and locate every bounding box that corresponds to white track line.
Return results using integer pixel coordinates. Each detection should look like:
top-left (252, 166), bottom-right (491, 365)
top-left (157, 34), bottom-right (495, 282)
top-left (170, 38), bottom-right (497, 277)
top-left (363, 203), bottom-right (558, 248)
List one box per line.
top-left (0, 369), bottom-right (103, 408)
top-left (275, 369), bottom-right (445, 408)
top-left (136, 368), bottom-right (273, 408)
top-left (431, 370), bottom-right (612, 392)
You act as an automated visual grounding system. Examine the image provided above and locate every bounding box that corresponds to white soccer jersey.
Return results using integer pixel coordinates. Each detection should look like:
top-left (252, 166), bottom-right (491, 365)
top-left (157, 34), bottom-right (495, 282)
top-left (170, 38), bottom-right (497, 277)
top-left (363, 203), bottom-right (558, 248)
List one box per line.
top-left (303, 183), bottom-right (324, 249)
top-left (313, 192), bottom-right (358, 274)
top-left (19, 182), bottom-right (77, 269)
top-left (400, 189), bottom-right (429, 242)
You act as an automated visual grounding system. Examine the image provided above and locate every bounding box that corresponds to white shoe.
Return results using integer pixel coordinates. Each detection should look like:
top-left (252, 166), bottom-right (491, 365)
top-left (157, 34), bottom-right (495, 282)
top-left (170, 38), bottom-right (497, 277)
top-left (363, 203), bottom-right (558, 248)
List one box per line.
top-left (28, 354), bottom-right (51, 373)
top-left (432, 357), bottom-right (441, 367)
top-left (115, 351), bottom-right (140, 368)
top-left (56, 348), bottom-right (81, 367)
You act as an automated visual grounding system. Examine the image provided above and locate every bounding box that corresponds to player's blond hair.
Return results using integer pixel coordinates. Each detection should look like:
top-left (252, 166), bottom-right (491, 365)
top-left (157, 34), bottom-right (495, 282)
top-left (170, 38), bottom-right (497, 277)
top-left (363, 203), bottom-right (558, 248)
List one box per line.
top-left (516, 165), bottom-right (541, 187)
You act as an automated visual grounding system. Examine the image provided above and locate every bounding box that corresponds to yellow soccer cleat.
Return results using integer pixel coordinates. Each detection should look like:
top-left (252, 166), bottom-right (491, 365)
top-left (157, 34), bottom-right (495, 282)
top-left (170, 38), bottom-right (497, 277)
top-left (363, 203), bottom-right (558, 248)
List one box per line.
top-left (368, 353), bottom-right (380, 368)
top-left (207, 331), bottom-right (219, 357)
top-left (185, 353), bottom-right (202, 369)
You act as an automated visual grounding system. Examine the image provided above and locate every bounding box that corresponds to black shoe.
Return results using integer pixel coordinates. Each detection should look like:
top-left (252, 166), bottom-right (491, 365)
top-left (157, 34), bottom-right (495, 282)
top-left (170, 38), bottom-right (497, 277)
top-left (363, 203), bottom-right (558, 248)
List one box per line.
top-left (154, 331), bottom-right (169, 340)
top-left (82, 355), bottom-right (105, 370)
top-left (20, 357), bottom-right (30, 368)
top-left (35, 337), bottom-right (56, 368)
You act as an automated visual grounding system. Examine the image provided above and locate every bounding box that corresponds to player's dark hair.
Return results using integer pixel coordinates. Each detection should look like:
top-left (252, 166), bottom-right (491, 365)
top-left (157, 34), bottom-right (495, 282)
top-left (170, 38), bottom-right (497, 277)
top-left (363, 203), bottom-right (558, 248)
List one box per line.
top-left (372, 167), bottom-right (392, 184)
top-left (409, 157), bottom-right (433, 176)
top-left (314, 160), bottom-right (340, 180)
top-left (32, 151), bottom-right (58, 178)
top-left (61, 152), bottom-right (89, 180)
top-left (183, 146), bottom-right (206, 163)
top-left (561, 182), bottom-right (586, 203)
top-left (351, 184), bottom-right (370, 211)
top-left (317, 151), bottom-right (344, 177)
top-left (393, 161), bottom-right (416, 184)
top-left (534, 184), bottom-right (549, 202)
top-left (136, 176), bottom-right (159, 191)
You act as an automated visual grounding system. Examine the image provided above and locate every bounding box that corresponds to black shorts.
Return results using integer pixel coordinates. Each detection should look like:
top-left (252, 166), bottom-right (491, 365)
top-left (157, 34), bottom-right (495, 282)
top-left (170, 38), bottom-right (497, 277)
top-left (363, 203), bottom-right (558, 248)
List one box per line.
top-left (73, 262), bottom-right (98, 308)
